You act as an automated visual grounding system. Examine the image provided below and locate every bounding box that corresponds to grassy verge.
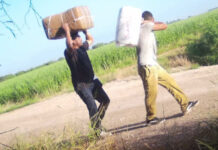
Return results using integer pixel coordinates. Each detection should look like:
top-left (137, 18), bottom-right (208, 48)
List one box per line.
top-left (0, 98), bottom-right (39, 114)
top-left (11, 126), bottom-right (116, 150)
top-left (8, 118), bottom-right (218, 150)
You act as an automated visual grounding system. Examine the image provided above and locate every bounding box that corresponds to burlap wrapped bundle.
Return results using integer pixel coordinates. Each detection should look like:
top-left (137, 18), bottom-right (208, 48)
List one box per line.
top-left (42, 6), bottom-right (94, 40)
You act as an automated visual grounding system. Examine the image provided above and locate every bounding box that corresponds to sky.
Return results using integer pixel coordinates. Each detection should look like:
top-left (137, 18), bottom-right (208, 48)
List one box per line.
top-left (0, 0), bottom-right (218, 77)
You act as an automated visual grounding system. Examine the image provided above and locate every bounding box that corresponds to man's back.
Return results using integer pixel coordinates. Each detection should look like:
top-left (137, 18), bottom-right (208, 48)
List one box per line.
top-left (137, 22), bottom-right (157, 66)
top-left (64, 42), bottom-right (94, 89)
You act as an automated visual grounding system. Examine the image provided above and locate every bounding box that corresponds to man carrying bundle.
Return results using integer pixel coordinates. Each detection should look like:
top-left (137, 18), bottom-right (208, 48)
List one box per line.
top-left (62, 23), bottom-right (110, 134)
top-left (137, 11), bottom-right (198, 125)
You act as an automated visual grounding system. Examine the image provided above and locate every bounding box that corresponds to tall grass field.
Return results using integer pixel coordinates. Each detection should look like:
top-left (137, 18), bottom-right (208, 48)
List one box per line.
top-left (0, 9), bottom-right (217, 111)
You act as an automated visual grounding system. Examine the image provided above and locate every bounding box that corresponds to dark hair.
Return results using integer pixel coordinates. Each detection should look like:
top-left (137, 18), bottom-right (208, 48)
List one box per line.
top-left (70, 31), bottom-right (80, 40)
top-left (142, 11), bottom-right (153, 20)
top-left (69, 31), bottom-right (79, 62)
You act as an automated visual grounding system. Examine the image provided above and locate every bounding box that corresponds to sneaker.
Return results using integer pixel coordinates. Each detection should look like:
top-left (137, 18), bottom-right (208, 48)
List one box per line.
top-left (93, 125), bottom-right (107, 137)
top-left (183, 100), bottom-right (199, 115)
top-left (100, 131), bottom-right (112, 137)
top-left (98, 124), bottom-right (107, 132)
top-left (146, 117), bottom-right (165, 125)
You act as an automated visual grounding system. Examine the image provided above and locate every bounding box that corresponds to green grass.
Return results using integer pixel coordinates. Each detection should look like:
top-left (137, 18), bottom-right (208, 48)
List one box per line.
top-left (0, 60), bottom-right (70, 104)
top-left (186, 22), bottom-right (218, 65)
top-left (156, 8), bottom-right (218, 54)
top-left (0, 8), bottom-right (217, 113)
top-left (0, 45), bottom-right (137, 113)
top-left (11, 125), bottom-right (116, 150)
top-left (0, 98), bottom-right (39, 113)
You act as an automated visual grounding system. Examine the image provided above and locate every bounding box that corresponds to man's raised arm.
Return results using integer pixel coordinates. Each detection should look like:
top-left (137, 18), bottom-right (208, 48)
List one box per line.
top-left (153, 22), bottom-right (168, 31)
top-left (62, 23), bottom-right (74, 50)
top-left (83, 30), bottom-right (94, 46)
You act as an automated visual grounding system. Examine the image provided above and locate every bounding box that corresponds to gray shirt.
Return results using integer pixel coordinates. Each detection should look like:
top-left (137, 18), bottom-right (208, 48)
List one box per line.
top-left (137, 22), bottom-right (158, 66)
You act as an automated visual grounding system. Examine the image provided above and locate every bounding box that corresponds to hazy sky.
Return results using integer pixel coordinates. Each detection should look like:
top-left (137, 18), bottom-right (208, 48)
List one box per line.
top-left (0, 0), bottom-right (217, 76)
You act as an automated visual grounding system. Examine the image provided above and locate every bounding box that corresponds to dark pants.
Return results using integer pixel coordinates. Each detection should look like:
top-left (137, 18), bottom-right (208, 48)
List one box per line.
top-left (76, 79), bottom-right (110, 129)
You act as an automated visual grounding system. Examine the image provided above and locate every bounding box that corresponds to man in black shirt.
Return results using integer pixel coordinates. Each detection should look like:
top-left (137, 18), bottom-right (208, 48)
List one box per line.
top-left (62, 23), bottom-right (110, 133)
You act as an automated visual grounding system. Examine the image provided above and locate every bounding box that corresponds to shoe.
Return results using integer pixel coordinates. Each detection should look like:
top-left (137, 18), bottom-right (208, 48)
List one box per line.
top-left (146, 117), bottom-right (165, 125)
top-left (100, 131), bottom-right (112, 137)
top-left (94, 130), bottom-right (112, 138)
top-left (93, 125), bottom-right (107, 137)
top-left (183, 100), bottom-right (199, 115)
top-left (97, 124), bottom-right (107, 132)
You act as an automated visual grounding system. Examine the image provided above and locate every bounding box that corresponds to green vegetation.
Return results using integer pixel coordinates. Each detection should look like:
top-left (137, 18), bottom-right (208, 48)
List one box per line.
top-left (0, 60), bottom-right (60, 82)
top-left (156, 8), bottom-right (218, 54)
top-left (0, 74), bottom-right (15, 82)
top-left (12, 127), bottom-right (116, 150)
top-left (0, 61), bottom-right (70, 104)
top-left (0, 45), bottom-right (136, 108)
top-left (186, 23), bottom-right (218, 65)
top-left (92, 42), bottom-right (107, 49)
top-left (89, 44), bottom-right (136, 75)
top-left (11, 119), bottom-right (218, 150)
top-left (195, 120), bottom-right (218, 150)
top-left (0, 9), bottom-right (217, 113)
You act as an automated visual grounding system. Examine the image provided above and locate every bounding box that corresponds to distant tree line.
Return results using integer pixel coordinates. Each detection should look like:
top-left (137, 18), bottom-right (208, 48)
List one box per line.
top-left (92, 41), bottom-right (114, 49)
top-left (166, 19), bottom-right (182, 24)
top-left (208, 7), bottom-right (218, 12)
top-left (92, 43), bottom-right (106, 49)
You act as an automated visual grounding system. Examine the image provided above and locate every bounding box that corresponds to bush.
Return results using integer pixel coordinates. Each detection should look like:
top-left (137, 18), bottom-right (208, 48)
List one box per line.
top-left (186, 23), bottom-right (218, 65)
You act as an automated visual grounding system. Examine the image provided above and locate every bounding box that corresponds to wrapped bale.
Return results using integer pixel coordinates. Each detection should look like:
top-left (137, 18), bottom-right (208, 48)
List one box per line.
top-left (42, 6), bottom-right (94, 40)
top-left (116, 6), bottom-right (142, 47)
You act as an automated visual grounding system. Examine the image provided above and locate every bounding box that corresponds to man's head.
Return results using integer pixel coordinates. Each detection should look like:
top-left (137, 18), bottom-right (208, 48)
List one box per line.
top-left (70, 32), bottom-right (83, 47)
top-left (142, 11), bottom-right (154, 21)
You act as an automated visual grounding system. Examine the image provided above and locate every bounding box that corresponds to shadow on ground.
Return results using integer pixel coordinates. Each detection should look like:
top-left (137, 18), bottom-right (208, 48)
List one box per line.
top-left (108, 113), bottom-right (183, 134)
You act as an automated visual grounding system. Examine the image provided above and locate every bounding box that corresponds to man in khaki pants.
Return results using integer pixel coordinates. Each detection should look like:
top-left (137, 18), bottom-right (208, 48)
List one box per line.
top-left (137, 11), bottom-right (198, 125)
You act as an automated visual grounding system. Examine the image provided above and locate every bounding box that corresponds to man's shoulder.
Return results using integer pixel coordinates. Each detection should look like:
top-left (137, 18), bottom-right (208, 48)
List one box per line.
top-left (141, 21), bottom-right (154, 26)
top-left (141, 21), bottom-right (154, 30)
top-left (81, 41), bottom-right (89, 50)
top-left (64, 49), bottom-right (71, 58)
top-left (64, 49), bottom-right (68, 54)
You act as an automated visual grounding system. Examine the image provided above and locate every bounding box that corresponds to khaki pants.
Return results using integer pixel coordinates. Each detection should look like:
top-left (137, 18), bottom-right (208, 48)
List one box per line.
top-left (138, 65), bottom-right (189, 120)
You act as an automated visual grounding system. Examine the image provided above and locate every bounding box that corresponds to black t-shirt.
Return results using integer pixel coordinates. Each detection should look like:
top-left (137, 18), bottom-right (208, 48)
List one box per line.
top-left (64, 41), bottom-right (94, 89)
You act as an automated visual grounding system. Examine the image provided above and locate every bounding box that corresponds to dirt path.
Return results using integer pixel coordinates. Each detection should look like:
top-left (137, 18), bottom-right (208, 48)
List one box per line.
top-left (0, 65), bottom-right (218, 149)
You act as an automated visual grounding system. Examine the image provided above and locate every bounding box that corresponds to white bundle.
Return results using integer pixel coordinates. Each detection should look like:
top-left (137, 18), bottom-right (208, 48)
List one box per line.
top-left (116, 6), bottom-right (142, 47)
